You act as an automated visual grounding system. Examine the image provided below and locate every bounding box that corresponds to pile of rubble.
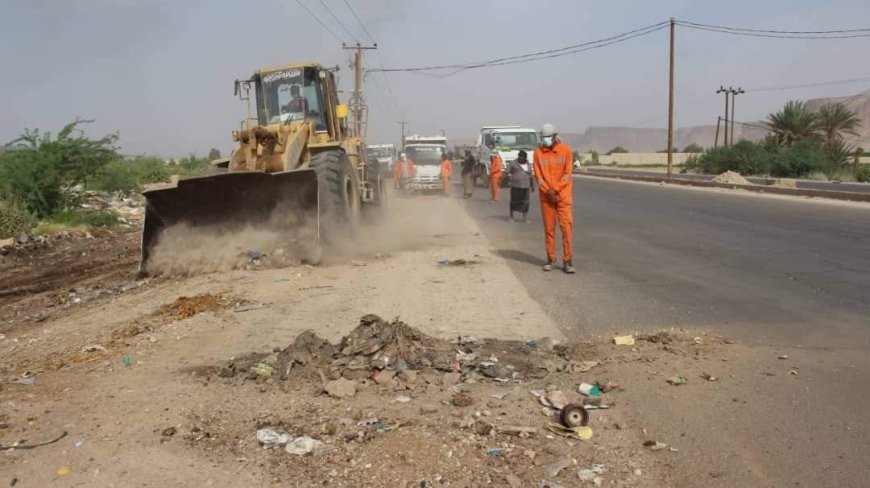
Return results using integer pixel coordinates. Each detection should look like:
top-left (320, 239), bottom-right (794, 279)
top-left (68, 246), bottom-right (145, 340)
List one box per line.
top-left (711, 170), bottom-right (752, 185)
top-left (214, 315), bottom-right (598, 389)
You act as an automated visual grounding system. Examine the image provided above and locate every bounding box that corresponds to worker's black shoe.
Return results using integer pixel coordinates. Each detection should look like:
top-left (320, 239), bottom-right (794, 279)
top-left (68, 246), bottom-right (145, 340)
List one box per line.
top-left (564, 260), bottom-right (576, 274)
top-left (542, 261), bottom-right (555, 272)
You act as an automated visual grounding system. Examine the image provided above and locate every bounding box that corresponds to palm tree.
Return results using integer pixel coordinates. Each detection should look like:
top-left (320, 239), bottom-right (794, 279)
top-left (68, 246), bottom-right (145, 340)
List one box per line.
top-left (816, 102), bottom-right (861, 148)
top-left (765, 100), bottom-right (818, 147)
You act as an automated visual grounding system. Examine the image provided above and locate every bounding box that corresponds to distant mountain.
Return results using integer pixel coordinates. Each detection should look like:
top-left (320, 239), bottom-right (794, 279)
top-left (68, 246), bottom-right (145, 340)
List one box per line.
top-left (560, 92), bottom-right (870, 152)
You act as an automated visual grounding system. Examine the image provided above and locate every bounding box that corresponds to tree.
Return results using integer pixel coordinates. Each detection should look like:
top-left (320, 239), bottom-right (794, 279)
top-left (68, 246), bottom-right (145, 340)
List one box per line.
top-left (208, 148), bottom-right (222, 160)
top-left (765, 100), bottom-right (818, 147)
top-left (816, 102), bottom-right (861, 148)
top-left (683, 143), bottom-right (704, 153)
top-left (0, 120), bottom-right (119, 217)
top-left (606, 146), bottom-right (629, 155)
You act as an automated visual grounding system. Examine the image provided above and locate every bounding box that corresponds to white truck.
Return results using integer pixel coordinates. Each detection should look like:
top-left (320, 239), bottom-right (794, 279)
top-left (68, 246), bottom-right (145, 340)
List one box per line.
top-left (403, 142), bottom-right (448, 193)
top-left (366, 143), bottom-right (397, 177)
top-left (472, 126), bottom-right (538, 187)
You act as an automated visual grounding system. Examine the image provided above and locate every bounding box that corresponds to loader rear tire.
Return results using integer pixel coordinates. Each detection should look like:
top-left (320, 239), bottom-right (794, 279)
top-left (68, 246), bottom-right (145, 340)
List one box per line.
top-left (310, 150), bottom-right (361, 238)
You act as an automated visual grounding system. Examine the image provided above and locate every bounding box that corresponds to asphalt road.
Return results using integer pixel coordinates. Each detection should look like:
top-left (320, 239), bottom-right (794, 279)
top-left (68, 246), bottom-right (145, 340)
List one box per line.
top-left (457, 175), bottom-right (870, 486)
top-left (589, 167), bottom-right (870, 194)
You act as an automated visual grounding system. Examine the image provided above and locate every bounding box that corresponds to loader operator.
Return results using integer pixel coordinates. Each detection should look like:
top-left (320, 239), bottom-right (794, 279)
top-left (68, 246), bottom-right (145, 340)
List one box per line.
top-left (489, 152), bottom-right (503, 203)
top-left (393, 153), bottom-right (416, 191)
top-left (533, 123), bottom-right (575, 274)
top-left (281, 85), bottom-right (309, 118)
top-left (440, 152), bottom-right (453, 196)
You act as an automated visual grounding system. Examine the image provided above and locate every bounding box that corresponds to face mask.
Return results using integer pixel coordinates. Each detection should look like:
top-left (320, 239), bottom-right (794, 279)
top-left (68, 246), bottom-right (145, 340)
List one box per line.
top-left (542, 136), bottom-right (554, 147)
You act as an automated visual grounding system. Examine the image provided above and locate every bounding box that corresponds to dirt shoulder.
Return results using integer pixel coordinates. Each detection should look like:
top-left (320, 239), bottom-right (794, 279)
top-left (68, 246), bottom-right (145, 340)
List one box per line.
top-left (0, 195), bottom-right (751, 487)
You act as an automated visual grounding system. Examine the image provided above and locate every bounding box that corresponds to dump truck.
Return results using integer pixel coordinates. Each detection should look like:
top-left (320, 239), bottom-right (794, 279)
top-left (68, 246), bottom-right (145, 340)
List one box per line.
top-left (472, 126), bottom-right (538, 188)
top-left (140, 62), bottom-right (384, 272)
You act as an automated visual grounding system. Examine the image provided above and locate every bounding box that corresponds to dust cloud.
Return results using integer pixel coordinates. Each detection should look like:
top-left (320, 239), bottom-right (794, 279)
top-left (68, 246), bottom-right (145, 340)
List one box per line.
top-left (144, 190), bottom-right (466, 276)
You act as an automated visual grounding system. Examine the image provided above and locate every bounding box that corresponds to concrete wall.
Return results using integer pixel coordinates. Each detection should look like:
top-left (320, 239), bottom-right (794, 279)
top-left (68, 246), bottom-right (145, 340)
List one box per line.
top-left (579, 152), bottom-right (694, 166)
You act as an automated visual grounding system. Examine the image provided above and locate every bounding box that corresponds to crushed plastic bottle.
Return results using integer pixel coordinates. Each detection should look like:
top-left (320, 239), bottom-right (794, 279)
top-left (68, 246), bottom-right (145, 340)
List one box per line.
top-left (544, 455), bottom-right (575, 478)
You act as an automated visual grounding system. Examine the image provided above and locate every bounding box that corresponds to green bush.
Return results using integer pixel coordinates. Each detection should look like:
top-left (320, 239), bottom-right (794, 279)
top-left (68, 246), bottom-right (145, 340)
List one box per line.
top-left (0, 120), bottom-right (119, 217)
top-left (92, 156), bottom-right (171, 195)
top-left (692, 140), bottom-right (775, 175)
top-left (683, 143), bottom-right (704, 153)
top-left (606, 146), bottom-right (629, 155)
top-left (770, 139), bottom-right (824, 178)
top-left (0, 198), bottom-right (37, 239)
top-left (856, 165), bottom-right (870, 183)
top-left (51, 209), bottom-right (118, 228)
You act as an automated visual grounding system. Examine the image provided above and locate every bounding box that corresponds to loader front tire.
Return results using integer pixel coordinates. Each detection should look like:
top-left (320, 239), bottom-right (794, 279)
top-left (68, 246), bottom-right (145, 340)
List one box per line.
top-left (310, 150), bottom-right (361, 237)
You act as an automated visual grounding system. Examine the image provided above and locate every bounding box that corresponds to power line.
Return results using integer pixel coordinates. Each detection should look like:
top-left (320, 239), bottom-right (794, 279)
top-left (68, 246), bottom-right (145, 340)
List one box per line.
top-left (676, 21), bottom-right (870, 39)
top-left (370, 21), bottom-right (670, 74)
top-left (341, 0), bottom-right (375, 44)
top-left (316, 0), bottom-right (359, 44)
top-left (676, 20), bottom-right (870, 35)
top-left (293, 0), bottom-right (343, 43)
top-left (748, 76), bottom-right (870, 92)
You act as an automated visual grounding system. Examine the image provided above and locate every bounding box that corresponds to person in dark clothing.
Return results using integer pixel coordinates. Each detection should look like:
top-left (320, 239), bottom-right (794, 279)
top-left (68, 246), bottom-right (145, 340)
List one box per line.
top-left (461, 150), bottom-right (476, 198)
top-left (508, 150), bottom-right (535, 222)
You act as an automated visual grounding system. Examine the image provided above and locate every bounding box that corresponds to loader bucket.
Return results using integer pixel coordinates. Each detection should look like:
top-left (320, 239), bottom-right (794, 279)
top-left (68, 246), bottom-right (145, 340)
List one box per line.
top-left (139, 169), bottom-right (319, 274)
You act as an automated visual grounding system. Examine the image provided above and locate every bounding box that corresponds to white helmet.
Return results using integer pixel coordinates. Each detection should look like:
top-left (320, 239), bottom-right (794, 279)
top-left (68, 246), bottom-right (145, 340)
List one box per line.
top-left (541, 123), bottom-right (557, 137)
top-left (400, 152), bottom-right (406, 159)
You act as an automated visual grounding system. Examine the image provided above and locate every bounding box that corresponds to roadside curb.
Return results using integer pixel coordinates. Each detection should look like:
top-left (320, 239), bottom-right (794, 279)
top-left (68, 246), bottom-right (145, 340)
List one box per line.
top-left (581, 170), bottom-right (870, 203)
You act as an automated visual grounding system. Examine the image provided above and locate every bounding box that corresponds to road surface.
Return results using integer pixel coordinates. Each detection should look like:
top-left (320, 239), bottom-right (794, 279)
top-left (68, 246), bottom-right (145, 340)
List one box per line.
top-left (589, 167), bottom-right (870, 194)
top-left (459, 175), bottom-right (870, 486)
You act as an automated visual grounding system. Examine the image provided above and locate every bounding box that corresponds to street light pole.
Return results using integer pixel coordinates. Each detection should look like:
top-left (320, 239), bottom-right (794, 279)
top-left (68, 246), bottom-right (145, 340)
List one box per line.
top-left (730, 87), bottom-right (745, 145)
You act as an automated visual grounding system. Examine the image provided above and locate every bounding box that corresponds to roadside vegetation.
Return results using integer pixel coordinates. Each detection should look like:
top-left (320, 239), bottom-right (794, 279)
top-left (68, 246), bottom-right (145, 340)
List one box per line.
top-left (0, 120), bottom-right (215, 238)
top-left (686, 101), bottom-right (866, 180)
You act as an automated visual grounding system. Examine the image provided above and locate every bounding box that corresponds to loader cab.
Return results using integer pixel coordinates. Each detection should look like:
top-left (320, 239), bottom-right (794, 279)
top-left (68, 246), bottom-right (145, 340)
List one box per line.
top-left (254, 65), bottom-right (338, 135)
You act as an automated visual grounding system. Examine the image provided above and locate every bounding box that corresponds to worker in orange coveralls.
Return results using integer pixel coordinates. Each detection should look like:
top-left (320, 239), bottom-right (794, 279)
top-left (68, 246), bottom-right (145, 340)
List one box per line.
top-left (533, 123), bottom-right (575, 274)
top-left (439, 152), bottom-right (453, 196)
top-left (489, 152), bottom-right (503, 203)
top-left (393, 152), bottom-right (415, 191)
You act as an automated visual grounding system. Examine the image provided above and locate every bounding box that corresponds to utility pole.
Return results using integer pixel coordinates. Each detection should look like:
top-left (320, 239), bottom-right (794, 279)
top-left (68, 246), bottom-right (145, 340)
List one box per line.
top-left (397, 120), bottom-right (410, 149)
top-left (717, 86), bottom-right (731, 146)
top-left (342, 43), bottom-right (378, 138)
top-left (729, 87), bottom-right (744, 145)
top-left (667, 17), bottom-right (675, 179)
top-left (714, 116), bottom-right (721, 148)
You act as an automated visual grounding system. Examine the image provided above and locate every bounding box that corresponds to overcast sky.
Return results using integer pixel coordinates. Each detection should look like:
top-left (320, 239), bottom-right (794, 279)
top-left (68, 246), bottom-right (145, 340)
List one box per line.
top-left (2, 0), bottom-right (869, 156)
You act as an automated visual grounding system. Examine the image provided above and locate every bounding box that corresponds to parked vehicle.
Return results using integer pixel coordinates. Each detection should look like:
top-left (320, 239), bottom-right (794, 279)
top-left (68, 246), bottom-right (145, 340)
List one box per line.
top-left (472, 126), bottom-right (538, 187)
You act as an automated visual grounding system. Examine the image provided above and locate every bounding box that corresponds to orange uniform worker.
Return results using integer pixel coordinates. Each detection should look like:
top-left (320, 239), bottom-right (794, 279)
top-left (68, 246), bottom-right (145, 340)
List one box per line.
top-left (533, 123), bottom-right (575, 274)
top-left (489, 153), bottom-right (503, 203)
top-left (392, 153), bottom-right (416, 190)
top-left (439, 153), bottom-right (453, 196)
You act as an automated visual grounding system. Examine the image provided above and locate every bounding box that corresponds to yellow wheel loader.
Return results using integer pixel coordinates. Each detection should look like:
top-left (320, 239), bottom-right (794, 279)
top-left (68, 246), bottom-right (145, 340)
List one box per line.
top-left (140, 63), bottom-right (387, 272)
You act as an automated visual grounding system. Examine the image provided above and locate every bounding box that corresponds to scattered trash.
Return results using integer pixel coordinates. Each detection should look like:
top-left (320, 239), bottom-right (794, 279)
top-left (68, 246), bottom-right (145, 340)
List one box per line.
top-left (669, 447), bottom-right (679, 452)
top-left (437, 259), bottom-right (478, 267)
top-left (285, 436), bottom-right (322, 455)
top-left (257, 428), bottom-right (292, 449)
top-left (700, 373), bottom-right (719, 382)
top-left (778, 355), bottom-right (789, 360)
top-left (489, 392), bottom-right (509, 400)
top-left (541, 390), bottom-right (568, 409)
top-left (644, 440), bottom-right (667, 451)
top-left (233, 302), bottom-right (271, 313)
top-left (667, 375), bottom-right (687, 386)
top-left (351, 260), bottom-right (367, 267)
top-left (526, 338), bottom-right (538, 348)
top-left (544, 455), bottom-right (576, 478)
top-left (324, 378), bottom-right (357, 399)
top-left (248, 250), bottom-right (262, 262)
top-left (56, 466), bottom-right (72, 476)
top-left (249, 362), bottom-right (274, 377)
top-left (497, 425), bottom-right (538, 436)
top-left (789, 369), bottom-right (799, 376)
top-left (11, 375), bottom-right (35, 385)
top-left (121, 356), bottom-right (133, 367)
top-left (613, 335), bottom-right (635, 346)
top-left (0, 431), bottom-right (67, 450)
top-left (578, 469), bottom-right (596, 481)
top-left (161, 426), bottom-right (177, 437)
top-left (578, 383), bottom-right (601, 397)
top-left (559, 404), bottom-right (589, 428)
top-left (572, 361), bottom-right (600, 373)
top-left (81, 344), bottom-right (107, 353)
top-left (547, 422), bottom-right (593, 441)
top-left (395, 395), bottom-right (412, 403)
top-left (486, 449), bottom-right (504, 457)
top-left (74, 438), bottom-right (85, 448)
